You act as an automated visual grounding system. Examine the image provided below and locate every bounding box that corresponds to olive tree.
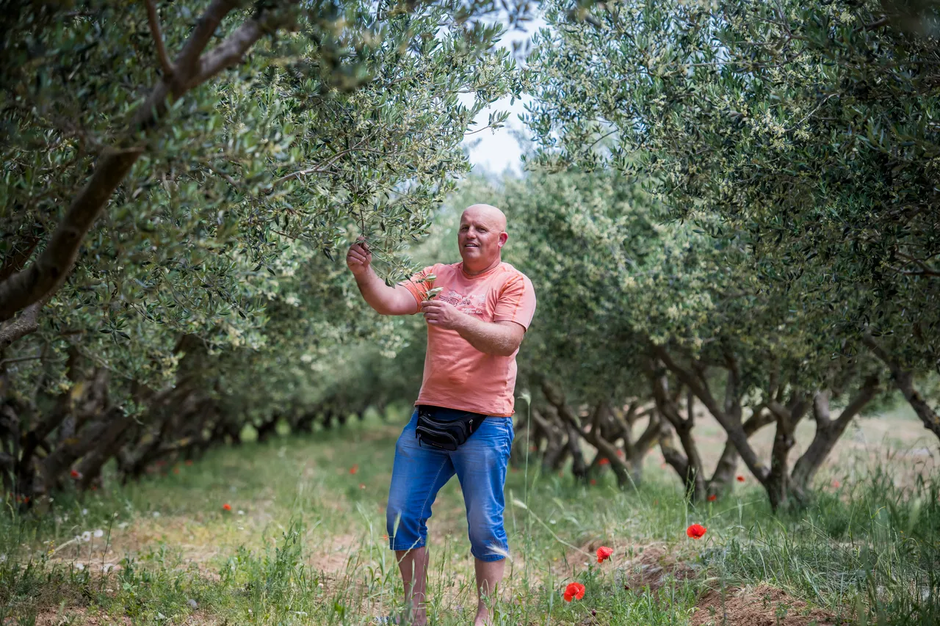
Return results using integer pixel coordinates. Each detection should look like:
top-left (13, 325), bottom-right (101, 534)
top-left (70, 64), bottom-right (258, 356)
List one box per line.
top-left (500, 169), bottom-right (882, 510)
top-left (525, 0), bottom-right (940, 442)
top-left (0, 0), bottom-right (528, 499)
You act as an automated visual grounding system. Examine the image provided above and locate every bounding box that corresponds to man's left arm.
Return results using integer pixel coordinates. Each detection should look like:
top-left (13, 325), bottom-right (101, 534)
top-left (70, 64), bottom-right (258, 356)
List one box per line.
top-left (420, 300), bottom-right (525, 356)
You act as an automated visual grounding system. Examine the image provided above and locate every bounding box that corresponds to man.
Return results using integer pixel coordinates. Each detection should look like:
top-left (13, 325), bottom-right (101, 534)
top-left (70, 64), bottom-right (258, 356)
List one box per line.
top-left (345, 204), bottom-right (536, 626)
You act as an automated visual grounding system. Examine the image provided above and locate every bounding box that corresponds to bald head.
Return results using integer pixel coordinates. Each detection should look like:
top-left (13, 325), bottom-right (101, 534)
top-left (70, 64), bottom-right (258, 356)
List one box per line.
top-left (461, 204), bottom-right (507, 232)
top-left (457, 203), bottom-right (509, 274)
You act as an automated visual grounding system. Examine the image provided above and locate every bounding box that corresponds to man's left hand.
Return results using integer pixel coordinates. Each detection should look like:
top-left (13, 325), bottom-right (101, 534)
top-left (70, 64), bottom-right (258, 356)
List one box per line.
top-left (420, 299), bottom-right (466, 330)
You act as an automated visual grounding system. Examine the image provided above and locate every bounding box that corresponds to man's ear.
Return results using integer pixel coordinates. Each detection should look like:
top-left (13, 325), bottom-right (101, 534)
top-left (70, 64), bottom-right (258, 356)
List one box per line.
top-left (498, 232), bottom-right (509, 248)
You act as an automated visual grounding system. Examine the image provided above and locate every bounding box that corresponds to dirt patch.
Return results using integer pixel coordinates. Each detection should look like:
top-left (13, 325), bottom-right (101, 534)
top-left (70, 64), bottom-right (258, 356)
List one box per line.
top-left (692, 584), bottom-right (841, 626)
top-left (25, 607), bottom-right (133, 626)
top-left (616, 544), bottom-right (701, 593)
top-left (21, 607), bottom-right (218, 625)
top-left (307, 532), bottom-right (362, 577)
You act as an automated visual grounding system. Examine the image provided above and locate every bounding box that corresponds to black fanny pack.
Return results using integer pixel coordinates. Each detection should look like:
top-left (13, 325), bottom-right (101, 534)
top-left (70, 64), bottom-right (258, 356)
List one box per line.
top-left (415, 405), bottom-right (487, 451)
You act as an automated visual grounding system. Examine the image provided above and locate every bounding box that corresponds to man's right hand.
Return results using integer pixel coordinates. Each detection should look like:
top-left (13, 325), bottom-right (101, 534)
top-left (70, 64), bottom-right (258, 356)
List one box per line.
top-left (346, 238), bottom-right (372, 278)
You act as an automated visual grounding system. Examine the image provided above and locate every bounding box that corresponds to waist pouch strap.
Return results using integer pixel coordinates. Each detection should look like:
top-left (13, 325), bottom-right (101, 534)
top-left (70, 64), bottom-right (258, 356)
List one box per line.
top-left (415, 405), bottom-right (487, 451)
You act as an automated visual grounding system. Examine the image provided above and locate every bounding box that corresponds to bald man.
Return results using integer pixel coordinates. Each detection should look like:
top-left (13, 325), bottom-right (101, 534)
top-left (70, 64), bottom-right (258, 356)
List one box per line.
top-left (346, 204), bottom-right (536, 626)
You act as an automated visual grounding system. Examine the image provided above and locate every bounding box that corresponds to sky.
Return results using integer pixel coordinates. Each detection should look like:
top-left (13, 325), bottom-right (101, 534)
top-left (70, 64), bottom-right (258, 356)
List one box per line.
top-left (459, 15), bottom-right (546, 176)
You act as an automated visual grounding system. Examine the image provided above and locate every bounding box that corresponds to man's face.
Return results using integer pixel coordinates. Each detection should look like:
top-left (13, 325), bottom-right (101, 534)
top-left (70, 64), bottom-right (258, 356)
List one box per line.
top-left (458, 207), bottom-right (507, 267)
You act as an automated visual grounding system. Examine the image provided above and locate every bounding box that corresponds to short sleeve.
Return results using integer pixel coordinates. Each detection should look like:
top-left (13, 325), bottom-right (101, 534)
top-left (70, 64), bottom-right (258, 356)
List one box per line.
top-left (399, 265), bottom-right (437, 313)
top-left (493, 273), bottom-right (536, 330)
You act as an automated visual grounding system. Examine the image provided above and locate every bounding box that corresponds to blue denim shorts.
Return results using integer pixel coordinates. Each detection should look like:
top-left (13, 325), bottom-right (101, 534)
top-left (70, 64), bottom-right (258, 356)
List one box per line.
top-left (386, 408), bottom-right (514, 562)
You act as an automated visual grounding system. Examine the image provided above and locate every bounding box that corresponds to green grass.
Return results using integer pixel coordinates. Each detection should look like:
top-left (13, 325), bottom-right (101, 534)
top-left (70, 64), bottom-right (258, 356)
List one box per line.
top-left (2, 409), bottom-right (940, 625)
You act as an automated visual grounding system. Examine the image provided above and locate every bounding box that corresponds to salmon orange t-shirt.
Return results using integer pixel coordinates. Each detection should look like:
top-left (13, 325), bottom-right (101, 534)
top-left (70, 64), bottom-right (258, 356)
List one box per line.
top-left (401, 261), bottom-right (536, 417)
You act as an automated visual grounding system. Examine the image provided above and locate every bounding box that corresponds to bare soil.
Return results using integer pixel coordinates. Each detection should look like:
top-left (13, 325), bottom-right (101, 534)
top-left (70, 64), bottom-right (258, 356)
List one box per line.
top-left (692, 584), bottom-right (842, 626)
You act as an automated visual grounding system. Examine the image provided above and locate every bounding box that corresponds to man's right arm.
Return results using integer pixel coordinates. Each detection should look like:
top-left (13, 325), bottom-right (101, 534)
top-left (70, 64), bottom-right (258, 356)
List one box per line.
top-left (346, 240), bottom-right (417, 316)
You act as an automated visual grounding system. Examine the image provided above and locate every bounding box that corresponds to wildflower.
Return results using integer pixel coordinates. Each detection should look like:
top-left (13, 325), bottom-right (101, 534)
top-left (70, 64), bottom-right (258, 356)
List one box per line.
top-left (222, 503), bottom-right (232, 512)
top-left (616, 449), bottom-right (625, 458)
top-left (382, 534), bottom-right (389, 541)
top-left (707, 494), bottom-right (717, 502)
top-left (598, 458), bottom-right (610, 466)
top-left (238, 510), bottom-right (245, 516)
top-left (359, 483), bottom-right (366, 489)
top-left (81, 531), bottom-right (92, 542)
top-left (185, 460), bottom-right (193, 466)
top-left (736, 475), bottom-right (745, 482)
top-left (70, 469), bottom-right (80, 479)
top-left (93, 529), bottom-right (104, 538)
top-left (832, 480), bottom-right (841, 488)
top-left (590, 479), bottom-right (597, 486)
top-left (596, 546), bottom-right (613, 563)
top-left (173, 467), bottom-right (180, 475)
top-left (349, 465), bottom-right (358, 475)
top-left (75, 562), bottom-right (85, 571)
top-left (563, 582), bottom-right (586, 602)
top-left (686, 524), bottom-right (707, 539)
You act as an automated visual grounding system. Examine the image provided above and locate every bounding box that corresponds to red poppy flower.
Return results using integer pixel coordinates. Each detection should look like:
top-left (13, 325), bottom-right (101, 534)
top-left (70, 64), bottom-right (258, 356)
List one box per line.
top-left (563, 582), bottom-right (586, 602)
top-left (596, 546), bottom-right (613, 563)
top-left (707, 494), bottom-right (717, 502)
top-left (686, 523), bottom-right (707, 539)
top-left (70, 469), bottom-right (80, 479)
top-left (832, 480), bottom-right (840, 488)
top-left (185, 460), bottom-right (193, 466)
top-left (173, 467), bottom-right (180, 475)
top-left (736, 475), bottom-right (745, 482)
top-left (349, 465), bottom-right (358, 475)
top-left (590, 479), bottom-right (597, 485)
top-left (222, 503), bottom-right (232, 512)
top-left (598, 458), bottom-right (610, 466)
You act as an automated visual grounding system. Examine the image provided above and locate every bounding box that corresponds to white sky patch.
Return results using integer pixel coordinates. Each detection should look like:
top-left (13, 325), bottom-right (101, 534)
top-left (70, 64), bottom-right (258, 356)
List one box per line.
top-left (460, 16), bottom-right (546, 176)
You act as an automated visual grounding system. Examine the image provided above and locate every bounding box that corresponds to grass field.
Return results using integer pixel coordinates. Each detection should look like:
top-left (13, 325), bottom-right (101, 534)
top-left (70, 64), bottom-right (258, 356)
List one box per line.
top-left (3, 406), bottom-right (940, 625)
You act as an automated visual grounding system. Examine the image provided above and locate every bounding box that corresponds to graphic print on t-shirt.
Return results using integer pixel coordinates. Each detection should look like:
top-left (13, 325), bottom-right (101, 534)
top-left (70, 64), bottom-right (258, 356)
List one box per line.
top-left (438, 290), bottom-right (486, 316)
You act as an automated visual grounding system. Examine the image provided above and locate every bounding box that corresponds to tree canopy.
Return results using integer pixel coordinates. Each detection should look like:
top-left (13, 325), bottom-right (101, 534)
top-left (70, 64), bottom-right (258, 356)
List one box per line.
top-left (525, 0), bottom-right (940, 440)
